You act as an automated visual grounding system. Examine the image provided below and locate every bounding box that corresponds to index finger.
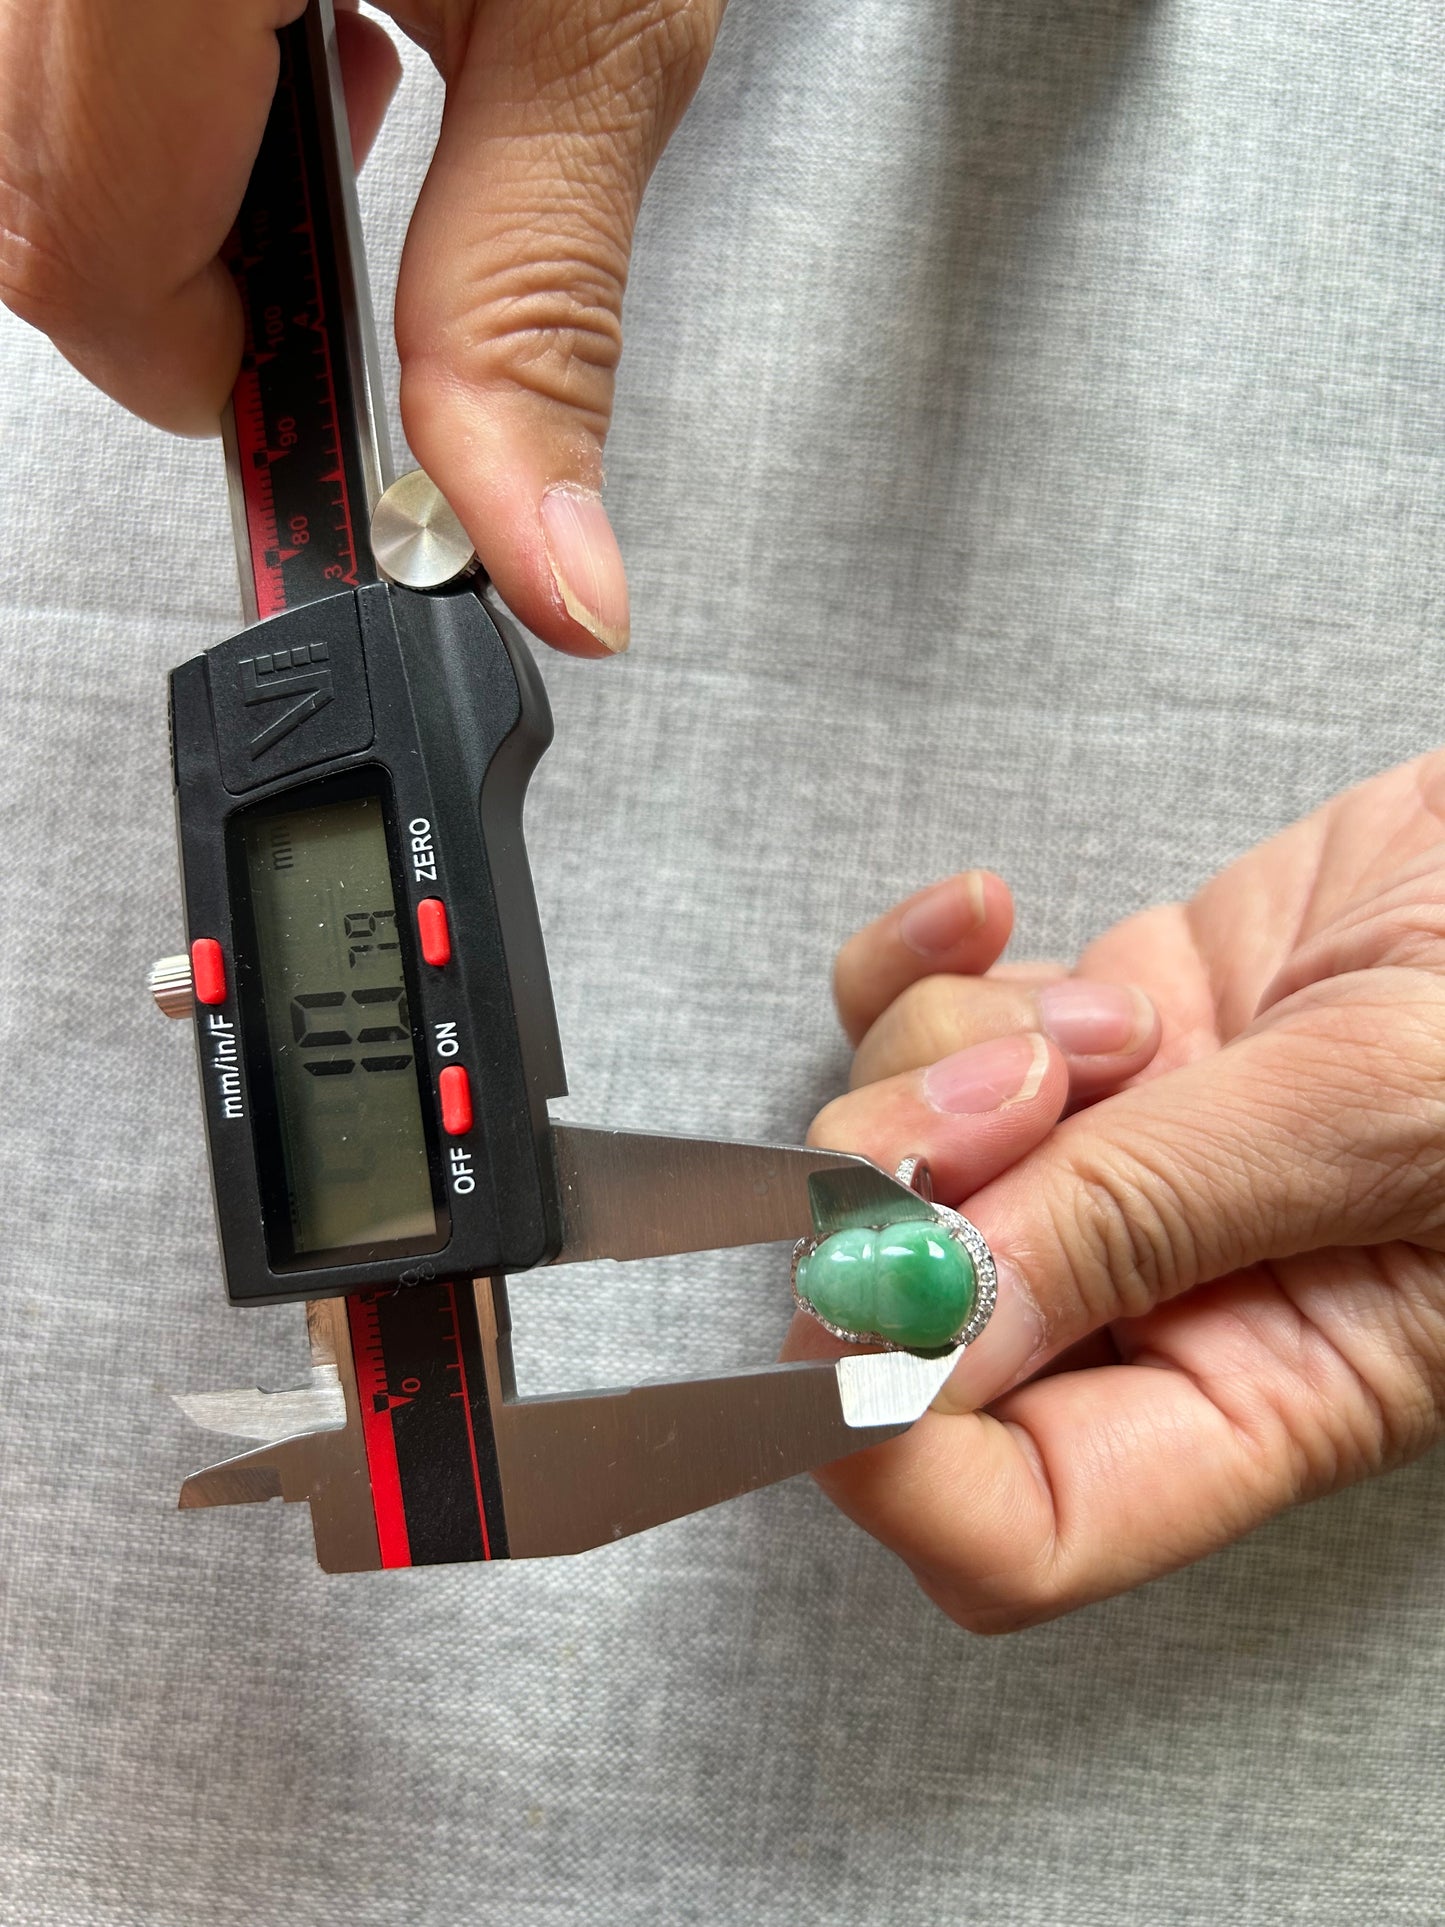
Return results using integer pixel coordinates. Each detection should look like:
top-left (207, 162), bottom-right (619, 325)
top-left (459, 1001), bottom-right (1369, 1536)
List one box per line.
top-left (832, 870), bottom-right (1014, 1045)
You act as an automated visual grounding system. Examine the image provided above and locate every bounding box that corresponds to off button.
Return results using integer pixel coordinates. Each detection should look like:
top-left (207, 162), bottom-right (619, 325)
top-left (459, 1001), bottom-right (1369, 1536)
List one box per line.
top-left (438, 1065), bottom-right (472, 1136)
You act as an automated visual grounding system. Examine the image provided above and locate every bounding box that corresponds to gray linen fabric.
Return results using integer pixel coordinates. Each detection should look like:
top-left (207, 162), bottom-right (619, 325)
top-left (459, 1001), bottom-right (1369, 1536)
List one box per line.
top-left (3, 0), bottom-right (1445, 1920)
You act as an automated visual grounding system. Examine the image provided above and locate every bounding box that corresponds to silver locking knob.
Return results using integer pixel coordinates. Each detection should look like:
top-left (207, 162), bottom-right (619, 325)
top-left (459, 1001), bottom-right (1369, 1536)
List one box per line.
top-left (370, 469), bottom-right (479, 592)
top-left (149, 954), bottom-right (194, 1020)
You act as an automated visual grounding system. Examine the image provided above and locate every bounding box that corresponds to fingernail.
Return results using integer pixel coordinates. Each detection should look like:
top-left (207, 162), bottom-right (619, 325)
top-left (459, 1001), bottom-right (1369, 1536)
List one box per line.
top-left (1038, 980), bottom-right (1152, 1056)
top-left (898, 872), bottom-right (987, 957)
top-left (922, 1033), bottom-right (1050, 1114)
top-left (540, 486), bottom-right (630, 652)
top-left (931, 1258), bottom-right (1048, 1415)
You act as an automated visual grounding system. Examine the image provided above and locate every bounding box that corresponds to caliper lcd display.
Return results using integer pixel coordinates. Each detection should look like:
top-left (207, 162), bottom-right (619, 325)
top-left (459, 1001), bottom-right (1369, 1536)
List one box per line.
top-left (236, 784), bottom-right (441, 1260)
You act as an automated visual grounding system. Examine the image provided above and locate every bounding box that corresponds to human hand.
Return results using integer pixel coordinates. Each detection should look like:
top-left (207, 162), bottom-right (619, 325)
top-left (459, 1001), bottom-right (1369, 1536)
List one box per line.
top-left (786, 753), bottom-right (1445, 1630)
top-left (0, 0), bottom-right (724, 655)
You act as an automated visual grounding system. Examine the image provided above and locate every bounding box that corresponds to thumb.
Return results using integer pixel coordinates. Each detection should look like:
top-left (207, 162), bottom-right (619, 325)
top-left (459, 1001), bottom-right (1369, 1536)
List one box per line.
top-left (394, 0), bottom-right (725, 656)
top-left (932, 992), bottom-right (1445, 1413)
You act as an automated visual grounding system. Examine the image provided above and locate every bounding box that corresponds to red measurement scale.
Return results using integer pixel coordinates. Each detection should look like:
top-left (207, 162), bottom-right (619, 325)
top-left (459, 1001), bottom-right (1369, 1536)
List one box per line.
top-left (349, 1284), bottom-right (502, 1568)
top-left (221, 2), bottom-right (383, 623)
top-left (217, 1), bottom-right (508, 1567)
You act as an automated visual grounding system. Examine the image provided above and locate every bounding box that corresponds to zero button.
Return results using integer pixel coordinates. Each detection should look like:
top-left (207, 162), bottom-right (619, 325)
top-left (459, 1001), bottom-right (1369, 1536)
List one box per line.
top-left (416, 897), bottom-right (451, 967)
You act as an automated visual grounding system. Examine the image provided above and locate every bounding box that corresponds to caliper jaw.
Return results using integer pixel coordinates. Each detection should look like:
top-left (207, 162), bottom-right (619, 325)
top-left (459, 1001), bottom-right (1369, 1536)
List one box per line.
top-left (179, 1283), bottom-right (960, 1571)
top-left (178, 1299), bottom-right (381, 1573)
top-left (177, 1137), bottom-right (967, 1571)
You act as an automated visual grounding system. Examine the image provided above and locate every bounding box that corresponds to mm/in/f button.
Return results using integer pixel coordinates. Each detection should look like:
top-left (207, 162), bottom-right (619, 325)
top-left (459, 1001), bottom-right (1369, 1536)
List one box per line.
top-left (191, 939), bottom-right (227, 1005)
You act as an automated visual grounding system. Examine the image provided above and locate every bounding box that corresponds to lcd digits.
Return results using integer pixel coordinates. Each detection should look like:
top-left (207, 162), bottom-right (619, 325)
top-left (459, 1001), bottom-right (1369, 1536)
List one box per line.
top-left (240, 789), bottom-right (438, 1256)
top-left (290, 908), bottom-right (410, 1078)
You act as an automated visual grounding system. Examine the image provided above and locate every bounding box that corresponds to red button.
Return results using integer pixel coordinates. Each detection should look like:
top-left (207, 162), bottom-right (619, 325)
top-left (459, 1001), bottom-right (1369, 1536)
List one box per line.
top-left (438, 1065), bottom-right (472, 1136)
top-left (416, 897), bottom-right (451, 967)
top-left (191, 938), bottom-right (227, 1006)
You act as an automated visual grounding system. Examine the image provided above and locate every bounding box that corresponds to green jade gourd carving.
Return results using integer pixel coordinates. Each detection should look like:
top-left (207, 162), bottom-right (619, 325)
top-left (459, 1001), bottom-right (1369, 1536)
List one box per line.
top-left (794, 1217), bottom-right (977, 1354)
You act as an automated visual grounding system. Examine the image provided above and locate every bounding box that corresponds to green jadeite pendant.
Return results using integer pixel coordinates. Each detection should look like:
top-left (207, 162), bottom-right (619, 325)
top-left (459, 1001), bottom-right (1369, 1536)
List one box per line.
top-left (794, 1218), bottom-right (977, 1352)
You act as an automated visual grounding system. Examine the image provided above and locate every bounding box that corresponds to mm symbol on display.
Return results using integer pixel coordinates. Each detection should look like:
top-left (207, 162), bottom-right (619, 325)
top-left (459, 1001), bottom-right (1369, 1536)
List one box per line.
top-left (241, 640), bottom-right (335, 757)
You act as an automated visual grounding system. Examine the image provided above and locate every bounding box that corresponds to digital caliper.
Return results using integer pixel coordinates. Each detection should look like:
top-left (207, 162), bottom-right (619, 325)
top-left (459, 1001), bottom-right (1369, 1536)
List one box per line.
top-left (152, 0), bottom-right (991, 1571)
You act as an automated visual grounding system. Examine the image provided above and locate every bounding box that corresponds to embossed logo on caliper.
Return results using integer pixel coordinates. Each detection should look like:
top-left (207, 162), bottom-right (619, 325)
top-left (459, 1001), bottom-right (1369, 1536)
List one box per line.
top-left (240, 641), bottom-right (335, 758)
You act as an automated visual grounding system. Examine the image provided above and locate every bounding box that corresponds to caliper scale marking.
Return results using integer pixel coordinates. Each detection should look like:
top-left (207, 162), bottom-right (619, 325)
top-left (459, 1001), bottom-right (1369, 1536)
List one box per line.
top-left (225, 4), bottom-right (498, 1566)
top-left (225, 14), bottom-right (371, 619)
top-left (349, 1283), bottom-right (509, 1566)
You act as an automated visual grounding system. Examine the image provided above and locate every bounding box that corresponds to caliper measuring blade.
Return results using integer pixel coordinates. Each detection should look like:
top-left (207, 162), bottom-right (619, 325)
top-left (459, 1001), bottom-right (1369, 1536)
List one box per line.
top-left (548, 1124), bottom-right (929, 1266)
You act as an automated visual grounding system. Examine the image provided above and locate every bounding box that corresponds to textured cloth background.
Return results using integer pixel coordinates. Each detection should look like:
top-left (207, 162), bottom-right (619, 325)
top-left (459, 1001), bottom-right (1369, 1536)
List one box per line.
top-left (3, 0), bottom-right (1445, 1920)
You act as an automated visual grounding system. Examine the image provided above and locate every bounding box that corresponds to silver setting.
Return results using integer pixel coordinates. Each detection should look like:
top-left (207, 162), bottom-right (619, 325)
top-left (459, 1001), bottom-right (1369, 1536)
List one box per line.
top-left (892, 1155), bottom-right (932, 1202)
top-left (790, 1161), bottom-right (997, 1359)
